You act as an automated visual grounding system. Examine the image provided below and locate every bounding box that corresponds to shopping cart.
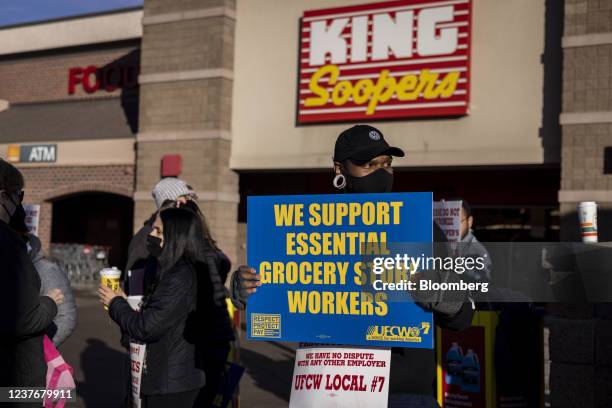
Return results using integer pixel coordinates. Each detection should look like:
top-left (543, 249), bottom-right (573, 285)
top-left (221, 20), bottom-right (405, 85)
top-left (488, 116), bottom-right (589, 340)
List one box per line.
top-left (49, 243), bottom-right (111, 289)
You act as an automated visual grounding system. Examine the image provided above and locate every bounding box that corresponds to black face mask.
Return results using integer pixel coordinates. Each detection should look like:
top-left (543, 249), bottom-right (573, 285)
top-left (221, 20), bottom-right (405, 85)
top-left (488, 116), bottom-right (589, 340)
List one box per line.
top-left (9, 204), bottom-right (28, 234)
top-left (146, 235), bottom-right (163, 258)
top-left (1, 191), bottom-right (18, 220)
top-left (345, 168), bottom-right (393, 193)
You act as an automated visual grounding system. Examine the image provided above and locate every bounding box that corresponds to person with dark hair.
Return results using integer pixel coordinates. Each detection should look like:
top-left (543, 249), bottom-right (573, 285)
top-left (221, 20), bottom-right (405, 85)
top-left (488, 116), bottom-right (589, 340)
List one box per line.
top-left (0, 159), bottom-right (63, 402)
top-left (230, 126), bottom-right (474, 408)
top-left (178, 199), bottom-right (235, 407)
top-left (124, 178), bottom-right (196, 296)
top-left (118, 198), bottom-right (192, 408)
top-left (456, 198), bottom-right (492, 282)
top-left (99, 207), bottom-right (223, 407)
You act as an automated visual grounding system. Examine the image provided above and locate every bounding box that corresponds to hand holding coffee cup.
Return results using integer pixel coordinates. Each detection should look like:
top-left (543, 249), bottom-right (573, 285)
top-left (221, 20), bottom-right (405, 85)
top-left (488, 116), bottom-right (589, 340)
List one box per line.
top-left (98, 284), bottom-right (127, 309)
top-left (99, 267), bottom-right (124, 309)
top-left (46, 288), bottom-right (64, 306)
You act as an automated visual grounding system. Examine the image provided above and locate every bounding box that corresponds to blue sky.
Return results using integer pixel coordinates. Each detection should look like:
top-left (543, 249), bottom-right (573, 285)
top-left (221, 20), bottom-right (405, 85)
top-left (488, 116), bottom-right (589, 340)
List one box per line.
top-left (0, 0), bottom-right (143, 27)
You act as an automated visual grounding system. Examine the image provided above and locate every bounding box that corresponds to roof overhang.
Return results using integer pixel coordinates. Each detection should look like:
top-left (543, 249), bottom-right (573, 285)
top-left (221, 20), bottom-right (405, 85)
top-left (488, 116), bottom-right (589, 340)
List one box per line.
top-left (0, 8), bottom-right (143, 56)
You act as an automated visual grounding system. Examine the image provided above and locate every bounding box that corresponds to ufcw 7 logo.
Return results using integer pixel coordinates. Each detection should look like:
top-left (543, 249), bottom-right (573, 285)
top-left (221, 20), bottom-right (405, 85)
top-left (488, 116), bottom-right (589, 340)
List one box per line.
top-left (366, 322), bottom-right (431, 342)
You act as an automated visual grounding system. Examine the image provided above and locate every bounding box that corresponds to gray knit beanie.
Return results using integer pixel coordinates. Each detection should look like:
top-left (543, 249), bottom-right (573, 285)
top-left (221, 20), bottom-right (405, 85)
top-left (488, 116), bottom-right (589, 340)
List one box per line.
top-left (151, 178), bottom-right (192, 209)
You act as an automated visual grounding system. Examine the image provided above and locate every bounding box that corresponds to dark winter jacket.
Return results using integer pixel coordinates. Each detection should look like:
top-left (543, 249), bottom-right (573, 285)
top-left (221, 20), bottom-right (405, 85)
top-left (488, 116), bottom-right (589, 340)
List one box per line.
top-left (0, 220), bottom-right (57, 388)
top-left (194, 250), bottom-right (235, 343)
top-left (126, 218), bottom-right (234, 343)
top-left (109, 259), bottom-right (205, 396)
top-left (124, 217), bottom-right (155, 296)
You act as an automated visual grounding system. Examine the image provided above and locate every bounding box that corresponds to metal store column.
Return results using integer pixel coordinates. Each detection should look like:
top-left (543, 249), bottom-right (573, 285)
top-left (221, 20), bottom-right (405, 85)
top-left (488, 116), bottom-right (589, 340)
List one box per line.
top-left (134, 0), bottom-right (239, 262)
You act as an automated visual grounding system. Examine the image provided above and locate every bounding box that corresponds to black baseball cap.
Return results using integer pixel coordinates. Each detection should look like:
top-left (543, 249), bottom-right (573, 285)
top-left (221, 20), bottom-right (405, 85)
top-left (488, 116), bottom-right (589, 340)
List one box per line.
top-left (333, 125), bottom-right (405, 164)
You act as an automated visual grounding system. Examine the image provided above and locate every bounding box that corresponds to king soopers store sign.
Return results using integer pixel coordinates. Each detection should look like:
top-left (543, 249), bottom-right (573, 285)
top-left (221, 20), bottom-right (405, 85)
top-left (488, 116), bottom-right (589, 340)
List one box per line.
top-left (297, 0), bottom-right (472, 124)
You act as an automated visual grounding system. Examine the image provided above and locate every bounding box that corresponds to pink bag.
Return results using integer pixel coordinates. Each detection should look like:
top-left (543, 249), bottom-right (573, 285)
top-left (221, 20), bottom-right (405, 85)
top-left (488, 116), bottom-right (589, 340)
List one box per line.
top-left (43, 335), bottom-right (76, 408)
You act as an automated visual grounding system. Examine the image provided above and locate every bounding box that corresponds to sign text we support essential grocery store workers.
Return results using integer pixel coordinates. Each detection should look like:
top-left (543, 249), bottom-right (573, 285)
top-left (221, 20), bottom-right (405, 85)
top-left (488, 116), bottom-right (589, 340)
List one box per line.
top-left (297, 0), bottom-right (472, 123)
top-left (246, 192), bottom-right (434, 348)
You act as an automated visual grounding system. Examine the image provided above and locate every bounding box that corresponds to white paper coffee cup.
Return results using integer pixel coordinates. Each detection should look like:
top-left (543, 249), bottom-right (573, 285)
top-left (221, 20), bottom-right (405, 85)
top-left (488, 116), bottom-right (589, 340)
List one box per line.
top-left (100, 267), bottom-right (122, 310)
top-left (577, 201), bottom-right (598, 243)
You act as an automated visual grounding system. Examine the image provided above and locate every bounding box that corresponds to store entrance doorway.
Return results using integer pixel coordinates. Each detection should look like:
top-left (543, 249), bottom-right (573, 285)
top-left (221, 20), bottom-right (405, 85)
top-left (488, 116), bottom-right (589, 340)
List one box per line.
top-left (51, 192), bottom-right (134, 269)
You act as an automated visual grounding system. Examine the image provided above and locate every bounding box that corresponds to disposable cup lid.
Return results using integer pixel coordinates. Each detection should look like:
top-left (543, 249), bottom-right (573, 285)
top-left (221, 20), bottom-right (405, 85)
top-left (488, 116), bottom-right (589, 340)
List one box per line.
top-left (578, 201), bottom-right (597, 207)
top-left (100, 268), bottom-right (121, 277)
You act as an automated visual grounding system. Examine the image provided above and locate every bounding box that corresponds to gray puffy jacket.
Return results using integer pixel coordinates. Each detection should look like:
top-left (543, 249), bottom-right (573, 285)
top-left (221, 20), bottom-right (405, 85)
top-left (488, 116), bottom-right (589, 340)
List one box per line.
top-left (29, 235), bottom-right (77, 347)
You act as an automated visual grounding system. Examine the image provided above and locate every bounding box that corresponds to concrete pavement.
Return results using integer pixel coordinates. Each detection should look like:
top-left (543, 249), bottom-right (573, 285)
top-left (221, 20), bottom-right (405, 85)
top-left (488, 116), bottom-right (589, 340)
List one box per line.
top-left (59, 290), bottom-right (295, 408)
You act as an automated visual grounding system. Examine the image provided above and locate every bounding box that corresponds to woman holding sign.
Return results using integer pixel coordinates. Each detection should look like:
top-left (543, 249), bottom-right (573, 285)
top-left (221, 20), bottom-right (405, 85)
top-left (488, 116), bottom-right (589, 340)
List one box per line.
top-left (231, 125), bottom-right (474, 408)
top-left (99, 208), bottom-right (212, 407)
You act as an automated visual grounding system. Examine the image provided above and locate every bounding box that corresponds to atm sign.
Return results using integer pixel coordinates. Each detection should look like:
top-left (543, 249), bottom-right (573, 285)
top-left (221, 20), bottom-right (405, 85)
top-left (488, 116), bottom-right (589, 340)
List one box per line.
top-left (7, 144), bottom-right (57, 163)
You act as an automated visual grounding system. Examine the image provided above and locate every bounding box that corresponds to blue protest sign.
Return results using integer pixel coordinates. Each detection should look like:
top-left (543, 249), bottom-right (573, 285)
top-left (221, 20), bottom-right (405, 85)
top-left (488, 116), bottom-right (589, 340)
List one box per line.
top-left (246, 192), bottom-right (434, 348)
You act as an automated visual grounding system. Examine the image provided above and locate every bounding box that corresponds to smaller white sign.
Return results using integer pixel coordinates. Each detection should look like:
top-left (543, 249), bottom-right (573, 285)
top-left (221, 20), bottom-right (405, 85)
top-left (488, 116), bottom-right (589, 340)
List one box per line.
top-left (128, 297), bottom-right (145, 408)
top-left (129, 342), bottom-right (146, 408)
top-left (23, 204), bottom-right (40, 235)
top-left (289, 346), bottom-right (390, 408)
top-left (433, 200), bottom-right (462, 242)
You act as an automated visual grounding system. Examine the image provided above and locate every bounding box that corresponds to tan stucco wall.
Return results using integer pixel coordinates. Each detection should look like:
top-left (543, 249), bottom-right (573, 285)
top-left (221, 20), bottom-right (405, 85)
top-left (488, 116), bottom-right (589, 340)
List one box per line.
top-left (231, 0), bottom-right (551, 169)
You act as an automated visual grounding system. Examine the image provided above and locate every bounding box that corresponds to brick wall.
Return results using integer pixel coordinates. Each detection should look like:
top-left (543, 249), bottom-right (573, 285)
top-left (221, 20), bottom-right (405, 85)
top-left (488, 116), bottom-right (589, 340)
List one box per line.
top-left (139, 78), bottom-right (233, 132)
top-left (136, 139), bottom-right (236, 193)
top-left (197, 200), bottom-right (239, 262)
top-left (136, 0), bottom-right (239, 262)
top-left (554, 0), bottom-right (612, 406)
top-left (134, 200), bottom-right (156, 235)
top-left (564, 0), bottom-right (612, 35)
top-left (144, 0), bottom-right (235, 16)
top-left (141, 17), bottom-right (234, 74)
top-left (17, 164), bottom-right (134, 253)
top-left (561, 124), bottom-right (612, 190)
top-left (559, 0), bottom-right (612, 230)
top-left (134, 138), bottom-right (238, 258)
top-left (562, 45), bottom-right (612, 113)
top-left (0, 44), bottom-right (140, 103)
top-left (560, 0), bottom-right (612, 233)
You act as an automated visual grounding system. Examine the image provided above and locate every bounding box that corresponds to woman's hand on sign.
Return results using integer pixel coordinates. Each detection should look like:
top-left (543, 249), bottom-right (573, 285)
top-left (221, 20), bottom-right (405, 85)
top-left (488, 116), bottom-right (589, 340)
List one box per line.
top-left (238, 265), bottom-right (261, 294)
top-left (229, 265), bottom-right (261, 309)
top-left (46, 288), bottom-right (64, 306)
top-left (98, 284), bottom-right (127, 308)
